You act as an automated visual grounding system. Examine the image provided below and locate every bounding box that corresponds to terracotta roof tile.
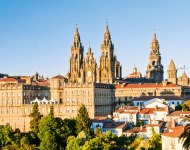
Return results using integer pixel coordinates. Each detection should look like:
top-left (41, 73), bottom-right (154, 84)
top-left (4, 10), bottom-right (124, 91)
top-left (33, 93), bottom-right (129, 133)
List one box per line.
top-left (139, 108), bottom-right (155, 114)
top-left (0, 78), bottom-right (25, 83)
top-left (169, 111), bottom-right (190, 116)
top-left (124, 127), bottom-right (140, 133)
top-left (163, 126), bottom-right (185, 138)
top-left (115, 83), bottom-right (180, 89)
top-left (52, 75), bottom-right (66, 79)
top-left (104, 122), bottom-right (128, 129)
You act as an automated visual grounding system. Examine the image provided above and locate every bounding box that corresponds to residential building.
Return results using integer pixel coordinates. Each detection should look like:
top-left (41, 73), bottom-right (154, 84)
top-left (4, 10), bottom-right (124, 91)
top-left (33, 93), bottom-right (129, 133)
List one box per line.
top-left (132, 96), bottom-right (184, 108)
top-left (167, 111), bottom-right (190, 125)
top-left (113, 106), bottom-right (139, 124)
top-left (162, 126), bottom-right (186, 150)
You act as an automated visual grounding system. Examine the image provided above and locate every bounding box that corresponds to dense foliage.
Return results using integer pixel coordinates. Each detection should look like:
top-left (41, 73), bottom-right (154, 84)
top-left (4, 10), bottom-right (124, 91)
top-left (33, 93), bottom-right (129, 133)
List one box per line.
top-left (0, 104), bottom-right (164, 150)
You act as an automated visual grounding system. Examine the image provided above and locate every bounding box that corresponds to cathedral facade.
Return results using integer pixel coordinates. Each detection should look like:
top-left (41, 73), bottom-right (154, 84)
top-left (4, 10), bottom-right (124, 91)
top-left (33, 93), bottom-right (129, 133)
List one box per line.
top-left (67, 24), bottom-right (122, 84)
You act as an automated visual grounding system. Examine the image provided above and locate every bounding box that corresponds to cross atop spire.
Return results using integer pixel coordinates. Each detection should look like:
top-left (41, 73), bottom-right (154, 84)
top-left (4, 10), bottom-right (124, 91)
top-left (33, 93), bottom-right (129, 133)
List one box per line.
top-left (76, 23), bottom-right (78, 31)
top-left (103, 21), bottom-right (111, 45)
top-left (106, 18), bottom-right (108, 28)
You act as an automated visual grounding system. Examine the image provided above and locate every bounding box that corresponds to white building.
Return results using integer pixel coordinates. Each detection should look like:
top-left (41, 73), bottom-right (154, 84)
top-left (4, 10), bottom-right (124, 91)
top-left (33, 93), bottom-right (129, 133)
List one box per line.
top-left (132, 96), bottom-right (184, 108)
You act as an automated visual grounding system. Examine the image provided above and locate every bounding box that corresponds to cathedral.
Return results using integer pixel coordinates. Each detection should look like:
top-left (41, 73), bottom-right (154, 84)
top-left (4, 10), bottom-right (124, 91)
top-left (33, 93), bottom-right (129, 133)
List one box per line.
top-left (67, 24), bottom-right (122, 84)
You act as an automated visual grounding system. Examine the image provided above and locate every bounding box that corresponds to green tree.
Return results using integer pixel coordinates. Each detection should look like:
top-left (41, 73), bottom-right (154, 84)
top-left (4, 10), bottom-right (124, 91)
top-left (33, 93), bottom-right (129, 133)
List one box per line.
top-left (179, 124), bottom-right (190, 150)
top-left (148, 128), bottom-right (162, 150)
top-left (181, 104), bottom-right (189, 111)
top-left (62, 118), bottom-right (77, 137)
top-left (29, 102), bottom-right (42, 134)
top-left (94, 127), bottom-right (103, 138)
top-left (175, 104), bottom-right (182, 110)
top-left (0, 126), bottom-right (15, 147)
top-left (76, 104), bottom-right (92, 135)
top-left (66, 131), bottom-right (87, 150)
top-left (136, 120), bottom-right (144, 127)
top-left (129, 138), bottom-right (142, 150)
top-left (38, 107), bottom-right (65, 150)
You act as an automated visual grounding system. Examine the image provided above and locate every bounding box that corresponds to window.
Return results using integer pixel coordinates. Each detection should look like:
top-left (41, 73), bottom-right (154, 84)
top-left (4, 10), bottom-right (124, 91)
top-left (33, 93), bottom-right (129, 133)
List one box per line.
top-left (83, 98), bottom-right (86, 104)
top-left (66, 108), bottom-right (69, 113)
top-left (66, 98), bottom-right (69, 103)
top-left (59, 81), bottom-right (62, 87)
top-left (72, 108), bottom-right (75, 113)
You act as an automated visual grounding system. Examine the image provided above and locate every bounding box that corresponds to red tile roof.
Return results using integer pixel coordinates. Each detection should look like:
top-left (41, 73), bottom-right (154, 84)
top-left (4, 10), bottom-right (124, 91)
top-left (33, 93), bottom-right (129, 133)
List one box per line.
top-left (139, 108), bottom-right (155, 114)
top-left (114, 106), bottom-right (139, 113)
top-left (104, 122), bottom-right (128, 129)
top-left (163, 126), bottom-right (185, 138)
top-left (115, 83), bottom-right (180, 89)
top-left (124, 127), bottom-right (140, 133)
top-left (169, 111), bottom-right (190, 116)
top-left (52, 75), bottom-right (66, 79)
top-left (146, 124), bottom-right (160, 127)
top-left (139, 126), bottom-right (147, 132)
top-left (0, 78), bottom-right (25, 83)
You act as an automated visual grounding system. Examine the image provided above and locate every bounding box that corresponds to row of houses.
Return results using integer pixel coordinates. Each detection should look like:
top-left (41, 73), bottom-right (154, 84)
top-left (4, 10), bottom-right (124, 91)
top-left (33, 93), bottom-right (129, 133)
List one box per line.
top-left (91, 96), bottom-right (190, 150)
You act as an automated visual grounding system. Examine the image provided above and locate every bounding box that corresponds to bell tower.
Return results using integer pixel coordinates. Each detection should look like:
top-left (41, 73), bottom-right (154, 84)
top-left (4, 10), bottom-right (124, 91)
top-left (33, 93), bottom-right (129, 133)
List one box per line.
top-left (99, 23), bottom-right (121, 83)
top-left (146, 33), bottom-right (164, 83)
top-left (68, 25), bottom-right (84, 83)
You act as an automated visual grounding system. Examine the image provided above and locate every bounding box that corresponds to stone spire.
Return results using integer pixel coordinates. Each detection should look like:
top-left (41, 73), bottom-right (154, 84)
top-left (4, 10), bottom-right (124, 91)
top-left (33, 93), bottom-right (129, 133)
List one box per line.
top-left (150, 33), bottom-right (160, 54)
top-left (72, 24), bottom-right (82, 49)
top-left (102, 22), bottom-right (113, 48)
top-left (168, 59), bottom-right (176, 70)
top-left (167, 59), bottom-right (177, 84)
top-left (87, 46), bottom-right (92, 54)
top-left (68, 24), bottom-right (84, 83)
top-left (99, 23), bottom-right (121, 83)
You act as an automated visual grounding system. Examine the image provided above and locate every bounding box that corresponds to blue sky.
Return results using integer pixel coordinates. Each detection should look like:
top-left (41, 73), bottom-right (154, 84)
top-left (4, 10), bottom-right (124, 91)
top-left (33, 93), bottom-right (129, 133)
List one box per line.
top-left (0, 0), bottom-right (190, 78)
